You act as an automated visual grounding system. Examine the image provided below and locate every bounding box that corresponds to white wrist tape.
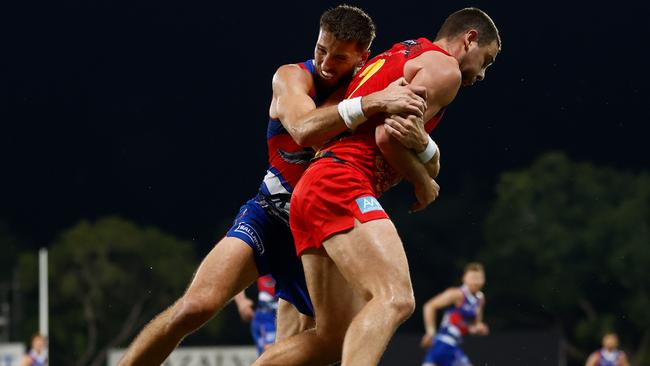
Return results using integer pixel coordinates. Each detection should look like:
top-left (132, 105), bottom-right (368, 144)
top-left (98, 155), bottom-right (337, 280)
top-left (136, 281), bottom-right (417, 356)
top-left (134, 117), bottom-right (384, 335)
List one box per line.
top-left (417, 136), bottom-right (438, 163)
top-left (337, 97), bottom-right (366, 130)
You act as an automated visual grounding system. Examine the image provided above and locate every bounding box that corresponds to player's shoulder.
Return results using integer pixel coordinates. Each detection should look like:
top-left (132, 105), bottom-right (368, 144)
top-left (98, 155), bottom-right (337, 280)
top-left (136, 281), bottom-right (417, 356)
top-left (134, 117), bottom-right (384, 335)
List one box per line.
top-left (407, 51), bottom-right (461, 99)
top-left (445, 287), bottom-right (466, 305)
top-left (273, 63), bottom-right (314, 91)
top-left (275, 63), bottom-right (311, 79)
top-left (433, 57), bottom-right (461, 91)
top-left (446, 286), bottom-right (465, 298)
top-left (588, 350), bottom-right (600, 358)
top-left (416, 51), bottom-right (461, 80)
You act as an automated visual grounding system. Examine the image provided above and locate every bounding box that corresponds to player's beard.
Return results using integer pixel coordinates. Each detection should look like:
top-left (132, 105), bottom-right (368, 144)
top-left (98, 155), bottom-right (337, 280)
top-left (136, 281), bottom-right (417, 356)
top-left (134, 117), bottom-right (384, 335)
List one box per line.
top-left (315, 69), bottom-right (354, 95)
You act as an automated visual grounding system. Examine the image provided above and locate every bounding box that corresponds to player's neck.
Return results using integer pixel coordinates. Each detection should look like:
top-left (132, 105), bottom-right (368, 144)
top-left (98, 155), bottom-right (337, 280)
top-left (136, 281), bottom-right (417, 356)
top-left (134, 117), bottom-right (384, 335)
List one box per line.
top-left (433, 39), bottom-right (463, 62)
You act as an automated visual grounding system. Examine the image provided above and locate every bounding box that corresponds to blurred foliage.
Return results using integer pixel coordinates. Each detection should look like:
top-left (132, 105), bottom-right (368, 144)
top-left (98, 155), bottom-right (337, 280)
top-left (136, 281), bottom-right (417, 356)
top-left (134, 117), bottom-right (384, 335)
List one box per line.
top-left (478, 152), bottom-right (650, 365)
top-left (16, 217), bottom-right (209, 365)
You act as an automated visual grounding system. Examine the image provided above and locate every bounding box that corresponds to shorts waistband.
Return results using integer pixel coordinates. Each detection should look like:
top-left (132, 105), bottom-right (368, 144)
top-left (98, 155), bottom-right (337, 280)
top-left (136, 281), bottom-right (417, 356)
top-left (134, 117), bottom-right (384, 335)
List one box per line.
top-left (312, 150), bottom-right (348, 164)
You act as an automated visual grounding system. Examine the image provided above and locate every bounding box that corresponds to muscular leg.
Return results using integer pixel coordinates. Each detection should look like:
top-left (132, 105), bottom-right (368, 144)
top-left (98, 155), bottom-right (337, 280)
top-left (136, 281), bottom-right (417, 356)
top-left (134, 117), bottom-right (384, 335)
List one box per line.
top-left (118, 237), bottom-right (258, 366)
top-left (275, 299), bottom-right (314, 342)
top-left (324, 218), bottom-right (415, 366)
top-left (253, 250), bottom-right (364, 366)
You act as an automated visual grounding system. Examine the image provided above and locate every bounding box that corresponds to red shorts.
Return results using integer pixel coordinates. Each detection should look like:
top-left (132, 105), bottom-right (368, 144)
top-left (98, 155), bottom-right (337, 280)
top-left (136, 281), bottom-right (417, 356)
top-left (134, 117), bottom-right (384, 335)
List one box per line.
top-left (290, 159), bottom-right (389, 256)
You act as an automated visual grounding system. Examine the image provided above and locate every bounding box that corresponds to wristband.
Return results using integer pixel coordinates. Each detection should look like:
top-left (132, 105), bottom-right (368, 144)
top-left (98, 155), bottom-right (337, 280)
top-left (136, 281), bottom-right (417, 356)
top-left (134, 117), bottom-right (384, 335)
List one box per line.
top-left (337, 97), bottom-right (367, 130)
top-left (417, 136), bottom-right (438, 163)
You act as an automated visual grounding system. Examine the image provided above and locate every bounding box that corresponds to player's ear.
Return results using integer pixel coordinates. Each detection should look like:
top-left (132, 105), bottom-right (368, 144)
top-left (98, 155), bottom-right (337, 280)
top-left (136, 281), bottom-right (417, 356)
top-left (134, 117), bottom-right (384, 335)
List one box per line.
top-left (360, 49), bottom-right (371, 65)
top-left (465, 30), bottom-right (479, 49)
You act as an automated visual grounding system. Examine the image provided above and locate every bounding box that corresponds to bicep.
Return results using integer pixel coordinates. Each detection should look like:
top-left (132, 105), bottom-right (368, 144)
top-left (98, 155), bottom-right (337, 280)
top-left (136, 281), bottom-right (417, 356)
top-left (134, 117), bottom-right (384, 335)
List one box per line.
top-left (620, 354), bottom-right (630, 366)
top-left (585, 354), bottom-right (597, 366)
top-left (375, 123), bottom-right (391, 148)
top-left (276, 92), bottom-right (317, 126)
top-left (272, 66), bottom-right (317, 127)
top-left (423, 149), bottom-right (440, 178)
top-left (405, 56), bottom-right (460, 122)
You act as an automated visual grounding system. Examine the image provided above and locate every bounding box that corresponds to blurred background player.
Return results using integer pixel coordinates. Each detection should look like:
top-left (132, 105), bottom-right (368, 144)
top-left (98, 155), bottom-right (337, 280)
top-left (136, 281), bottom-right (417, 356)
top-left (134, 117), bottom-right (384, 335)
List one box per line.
top-left (21, 333), bottom-right (47, 366)
top-left (234, 275), bottom-right (279, 355)
top-left (420, 263), bottom-right (489, 366)
top-left (585, 333), bottom-right (630, 366)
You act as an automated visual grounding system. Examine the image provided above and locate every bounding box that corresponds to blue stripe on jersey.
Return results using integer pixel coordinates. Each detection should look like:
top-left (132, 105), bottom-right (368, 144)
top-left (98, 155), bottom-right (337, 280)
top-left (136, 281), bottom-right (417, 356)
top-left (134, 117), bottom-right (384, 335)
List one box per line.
top-left (302, 59), bottom-right (316, 75)
top-left (267, 166), bottom-right (294, 193)
top-left (301, 59), bottom-right (329, 105)
top-left (267, 119), bottom-right (288, 140)
top-left (259, 182), bottom-right (271, 196)
top-left (260, 58), bottom-right (324, 200)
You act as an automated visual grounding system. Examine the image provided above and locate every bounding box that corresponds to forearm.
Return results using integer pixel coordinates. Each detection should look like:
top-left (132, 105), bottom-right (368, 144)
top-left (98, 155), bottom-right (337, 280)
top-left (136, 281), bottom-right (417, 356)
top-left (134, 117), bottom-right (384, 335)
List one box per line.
top-left (620, 356), bottom-right (630, 366)
top-left (286, 105), bottom-right (348, 147)
top-left (383, 114), bottom-right (440, 178)
top-left (288, 95), bottom-right (387, 147)
top-left (413, 136), bottom-right (440, 179)
top-left (233, 291), bottom-right (248, 306)
top-left (476, 304), bottom-right (485, 324)
top-left (422, 151), bottom-right (440, 178)
top-left (423, 303), bottom-right (437, 335)
top-left (376, 125), bottom-right (430, 186)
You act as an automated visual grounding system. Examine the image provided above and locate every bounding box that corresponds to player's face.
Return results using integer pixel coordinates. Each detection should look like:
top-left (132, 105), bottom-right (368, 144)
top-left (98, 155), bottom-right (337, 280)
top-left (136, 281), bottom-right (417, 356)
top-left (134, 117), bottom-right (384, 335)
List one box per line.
top-left (463, 270), bottom-right (485, 293)
top-left (314, 29), bottom-right (369, 89)
top-left (603, 334), bottom-right (619, 350)
top-left (32, 336), bottom-right (45, 352)
top-left (459, 39), bottom-right (499, 86)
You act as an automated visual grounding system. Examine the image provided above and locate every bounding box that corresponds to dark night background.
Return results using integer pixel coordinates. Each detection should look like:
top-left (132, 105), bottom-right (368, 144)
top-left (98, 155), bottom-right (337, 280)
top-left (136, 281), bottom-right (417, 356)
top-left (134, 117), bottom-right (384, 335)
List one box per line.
top-left (2, 0), bottom-right (650, 364)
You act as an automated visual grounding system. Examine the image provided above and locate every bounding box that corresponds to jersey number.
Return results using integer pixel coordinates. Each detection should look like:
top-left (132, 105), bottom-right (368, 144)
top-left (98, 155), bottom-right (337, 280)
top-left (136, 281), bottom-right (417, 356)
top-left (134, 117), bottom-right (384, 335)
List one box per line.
top-left (347, 59), bottom-right (385, 98)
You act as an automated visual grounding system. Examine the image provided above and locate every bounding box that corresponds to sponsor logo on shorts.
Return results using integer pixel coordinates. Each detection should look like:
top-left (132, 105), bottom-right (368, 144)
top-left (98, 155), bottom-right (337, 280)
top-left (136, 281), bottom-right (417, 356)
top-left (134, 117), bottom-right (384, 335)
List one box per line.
top-left (356, 196), bottom-right (384, 214)
top-left (234, 222), bottom-right (265, 254)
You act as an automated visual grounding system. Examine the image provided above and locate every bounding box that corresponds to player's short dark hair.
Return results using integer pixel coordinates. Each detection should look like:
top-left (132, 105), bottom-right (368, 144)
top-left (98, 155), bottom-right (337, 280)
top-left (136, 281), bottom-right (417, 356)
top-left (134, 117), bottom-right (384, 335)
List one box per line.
top-left (436, 8), bottom-right (501, 50)
top-left (464, 262), bottom-right (484, 273)
top-left (320, 4), bottom-right (376, 51)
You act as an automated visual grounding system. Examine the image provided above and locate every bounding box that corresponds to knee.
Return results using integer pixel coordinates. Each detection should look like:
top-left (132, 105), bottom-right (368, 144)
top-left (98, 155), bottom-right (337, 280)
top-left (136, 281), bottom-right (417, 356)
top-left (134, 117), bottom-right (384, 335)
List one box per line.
top-left (385, 290), bottom-right (415, 323)
top-left (167, 296), bottom-right (218, 334)
top-left (309, 320), bottom-right (346, 357)
top-left (298, 315), bottom-right (315, 333)
top-left (316, 327), bottom-right (345, 361)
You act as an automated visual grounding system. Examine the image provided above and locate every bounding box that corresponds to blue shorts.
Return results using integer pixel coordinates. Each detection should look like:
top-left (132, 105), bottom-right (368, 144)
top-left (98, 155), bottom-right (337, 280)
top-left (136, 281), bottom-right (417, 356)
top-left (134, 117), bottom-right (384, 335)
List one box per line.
top-left (423, 339), bottom-right (470, 366)
top-left (226, 195), bottom-right (314, 317)
top-left (251, 309), bottom-right (277, 355)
